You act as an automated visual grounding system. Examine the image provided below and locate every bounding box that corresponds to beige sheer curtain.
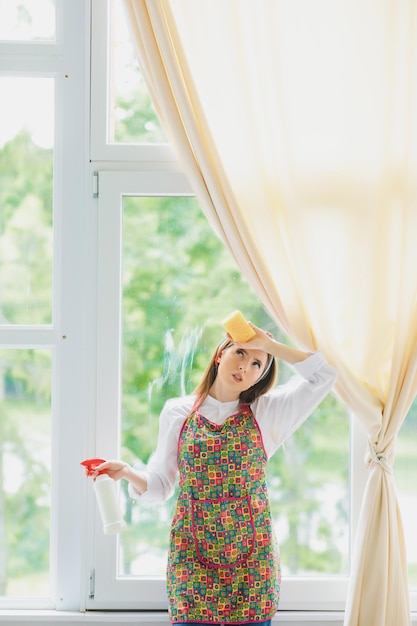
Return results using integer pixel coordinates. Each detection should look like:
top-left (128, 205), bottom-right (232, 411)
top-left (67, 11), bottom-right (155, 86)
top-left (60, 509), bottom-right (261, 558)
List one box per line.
top-left (123, 1), bottom-right (417, 624)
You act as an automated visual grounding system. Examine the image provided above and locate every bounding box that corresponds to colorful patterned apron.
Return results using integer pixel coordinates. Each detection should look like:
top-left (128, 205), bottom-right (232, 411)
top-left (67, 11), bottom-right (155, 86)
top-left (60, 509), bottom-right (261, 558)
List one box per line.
top-left (167, 404), bottom-right (281, 624)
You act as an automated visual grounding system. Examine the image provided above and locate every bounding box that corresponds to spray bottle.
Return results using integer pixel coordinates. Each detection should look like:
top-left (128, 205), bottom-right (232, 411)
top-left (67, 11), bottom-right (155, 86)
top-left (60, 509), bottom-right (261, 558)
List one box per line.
top-left (81, 458), bottom-right (127, 535)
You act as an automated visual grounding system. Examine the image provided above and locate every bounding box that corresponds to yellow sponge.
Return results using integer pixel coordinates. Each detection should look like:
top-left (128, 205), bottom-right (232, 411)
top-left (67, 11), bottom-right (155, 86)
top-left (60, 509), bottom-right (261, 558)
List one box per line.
top-left (222, 310), bottom-right (256, 343)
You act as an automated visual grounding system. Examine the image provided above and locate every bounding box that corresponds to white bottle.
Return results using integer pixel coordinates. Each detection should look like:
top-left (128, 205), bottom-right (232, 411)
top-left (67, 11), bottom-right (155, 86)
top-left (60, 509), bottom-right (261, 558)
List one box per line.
top-left (93, 474), bottom-right (127, 535)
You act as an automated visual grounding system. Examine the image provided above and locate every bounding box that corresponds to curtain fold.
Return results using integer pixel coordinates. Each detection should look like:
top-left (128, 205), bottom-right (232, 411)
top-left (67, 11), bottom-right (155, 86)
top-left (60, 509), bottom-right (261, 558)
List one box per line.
top-left (123, 1), bottom-right (417, 624)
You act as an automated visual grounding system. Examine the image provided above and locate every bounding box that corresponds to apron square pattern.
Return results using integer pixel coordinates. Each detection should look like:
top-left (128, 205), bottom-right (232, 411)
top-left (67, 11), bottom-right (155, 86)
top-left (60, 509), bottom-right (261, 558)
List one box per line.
top-left (167, 406), bottom-right (280, 624)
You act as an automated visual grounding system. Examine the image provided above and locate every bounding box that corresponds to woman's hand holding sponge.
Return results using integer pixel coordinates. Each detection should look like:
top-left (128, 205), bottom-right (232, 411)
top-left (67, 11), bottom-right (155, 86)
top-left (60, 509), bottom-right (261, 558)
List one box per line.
top-left (222, 310), bottom-right (256, 342)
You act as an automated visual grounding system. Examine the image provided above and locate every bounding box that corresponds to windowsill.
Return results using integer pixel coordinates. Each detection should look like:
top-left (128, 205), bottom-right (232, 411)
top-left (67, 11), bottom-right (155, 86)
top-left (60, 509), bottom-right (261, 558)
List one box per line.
top-left (1, 610), bottom-right (417, 625)
top-left (0, 609), bottom-right (343, 625)
top-left (0, 610), bottom-right (344, 623)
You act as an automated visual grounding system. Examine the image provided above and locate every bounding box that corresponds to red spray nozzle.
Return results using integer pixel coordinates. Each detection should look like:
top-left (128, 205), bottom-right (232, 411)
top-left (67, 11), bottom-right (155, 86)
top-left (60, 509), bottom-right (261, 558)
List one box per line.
top-left (80, 458), bottom-right (107, 478)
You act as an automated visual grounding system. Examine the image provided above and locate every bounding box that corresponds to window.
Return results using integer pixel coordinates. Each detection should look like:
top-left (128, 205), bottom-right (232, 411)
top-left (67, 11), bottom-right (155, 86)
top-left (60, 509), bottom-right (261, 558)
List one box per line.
top-left (0, 0), bottom-right (56, 42)
top-left (90, 0), bottom-right (174, 162)
top-left (0, 76), bottom-right (54, 324)
top-left (0, 22), bottom-right (55, 608)
top-left (0, 349), bottom-right (52, 598)
top-left (397, 403), bottom-right (417, 590)
top-left (90, 171), bottom-right (349, 611)
top-left (1, 0), bottom-right (415, 619)
top-left (88, 0), bottom-right (417, 615)
top-left (88, 0), bottom-right (351, 612)
top-left (0, 0), bottom-right (88, 612)
top-left (108, 0), bottom-right (166, 145)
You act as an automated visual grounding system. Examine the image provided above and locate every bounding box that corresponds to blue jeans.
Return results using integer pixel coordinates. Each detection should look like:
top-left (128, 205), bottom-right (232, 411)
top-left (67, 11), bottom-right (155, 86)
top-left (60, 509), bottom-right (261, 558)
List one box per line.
top-left (174, 622), bottom-right (272, 625)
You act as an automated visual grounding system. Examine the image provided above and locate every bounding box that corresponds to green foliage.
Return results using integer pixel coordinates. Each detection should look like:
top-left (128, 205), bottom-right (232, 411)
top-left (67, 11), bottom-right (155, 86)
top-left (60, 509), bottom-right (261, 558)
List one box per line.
top-left (1, 396), bottom-right (51, 587)
top-left (0, 128), bottom-right (53, 592)
top-left (0, 131), bottom-right (53, 324)
top-left (114, 74), bottom-right (167, 144)
top-left (0, 131), bottom-right (53, 222)
top-left (395, 397), bottom-right (417, 494)
top-left (267, 394), bottom-right (350, 575)
top-left (117, 191), bottom-right (352, 577)
top-left (5, 480), bottom-right (50, 575)
top-left (120, 195), bottom-right (277, 459)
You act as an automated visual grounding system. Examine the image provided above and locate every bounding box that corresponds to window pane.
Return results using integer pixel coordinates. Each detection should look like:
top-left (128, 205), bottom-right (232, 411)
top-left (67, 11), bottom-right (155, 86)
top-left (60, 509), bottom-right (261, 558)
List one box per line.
top-left (0, 77), bottom-right (53, 325)
top-left (108, 0), bottom-right (167, 144)
top-left (0, 0), bottom-right (55, 41)
top-left (270, 395), bottom-right (350, 576)
top-left (397, 397), bottom-right (417, 589)
top-left (117, 195), bottom-right (349, 578)
top-left (0, 349), bottom-right (52, 598)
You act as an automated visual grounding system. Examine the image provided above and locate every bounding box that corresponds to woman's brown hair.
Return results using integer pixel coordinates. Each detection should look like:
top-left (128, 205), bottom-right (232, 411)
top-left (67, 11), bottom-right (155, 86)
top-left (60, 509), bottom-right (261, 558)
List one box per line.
top-left (193, 339), bottom-right (278, 406)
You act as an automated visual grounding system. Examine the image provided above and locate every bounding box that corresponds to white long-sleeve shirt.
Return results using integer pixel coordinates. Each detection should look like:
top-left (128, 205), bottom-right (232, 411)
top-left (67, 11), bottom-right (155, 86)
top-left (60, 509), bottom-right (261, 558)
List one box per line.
top-left (129, 351), bottom-right (337, 504)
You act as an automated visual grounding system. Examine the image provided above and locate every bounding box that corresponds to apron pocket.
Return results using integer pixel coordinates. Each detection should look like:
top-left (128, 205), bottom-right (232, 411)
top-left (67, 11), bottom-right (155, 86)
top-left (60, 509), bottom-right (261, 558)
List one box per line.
top-left (191, 496), bottom-right (255, 568)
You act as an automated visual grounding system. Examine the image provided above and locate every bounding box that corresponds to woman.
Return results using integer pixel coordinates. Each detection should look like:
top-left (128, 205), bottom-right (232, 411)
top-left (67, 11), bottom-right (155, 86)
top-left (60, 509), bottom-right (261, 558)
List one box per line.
top-left (94, 323), bottom-right (338, 625)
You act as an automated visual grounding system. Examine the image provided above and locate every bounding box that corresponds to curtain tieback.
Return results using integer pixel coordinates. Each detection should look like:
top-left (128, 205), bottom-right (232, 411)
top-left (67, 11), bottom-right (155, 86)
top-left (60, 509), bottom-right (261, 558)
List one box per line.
top-left (367, 437), bottom-right (393, 474)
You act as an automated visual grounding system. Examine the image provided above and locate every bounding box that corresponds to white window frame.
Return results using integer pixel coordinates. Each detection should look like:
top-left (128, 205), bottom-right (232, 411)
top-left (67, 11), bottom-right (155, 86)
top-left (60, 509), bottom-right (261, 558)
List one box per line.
top-left (0, 0), bottom-right (92, 613)
top-left (87, 169), bottom-right (352, 611)
top-left (87, 171), bottom-right (193, 610)
top-left (90, 0), bottom-right (176, 165)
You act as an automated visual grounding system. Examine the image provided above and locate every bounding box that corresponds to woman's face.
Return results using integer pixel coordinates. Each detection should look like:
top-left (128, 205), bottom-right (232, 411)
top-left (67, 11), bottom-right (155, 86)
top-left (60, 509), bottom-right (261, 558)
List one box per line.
top-left (216, 344), bottom-right (269, 393)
